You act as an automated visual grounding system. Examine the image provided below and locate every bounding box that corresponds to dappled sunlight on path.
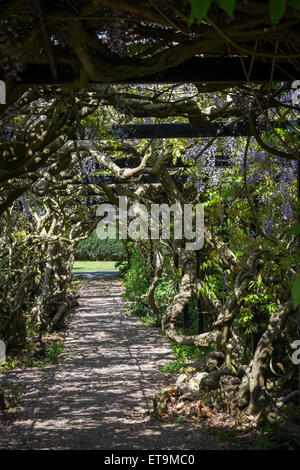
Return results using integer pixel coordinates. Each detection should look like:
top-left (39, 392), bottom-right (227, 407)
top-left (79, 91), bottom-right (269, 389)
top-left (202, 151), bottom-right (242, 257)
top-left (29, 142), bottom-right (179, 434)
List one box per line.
top-left (0, 278), bottom-right (230, 450)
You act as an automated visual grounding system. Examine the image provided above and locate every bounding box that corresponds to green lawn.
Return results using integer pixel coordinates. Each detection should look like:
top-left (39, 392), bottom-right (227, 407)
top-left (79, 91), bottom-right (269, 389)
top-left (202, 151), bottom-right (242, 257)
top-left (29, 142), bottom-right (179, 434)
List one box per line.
top-left (72, 261), bottom-right (118, 272)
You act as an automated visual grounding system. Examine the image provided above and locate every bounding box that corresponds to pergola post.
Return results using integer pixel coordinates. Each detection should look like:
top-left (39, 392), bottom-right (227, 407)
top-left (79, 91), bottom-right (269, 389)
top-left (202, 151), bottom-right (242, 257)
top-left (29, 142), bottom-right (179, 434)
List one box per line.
top-left (249, 197), bottom-right (262, 354)
top-left (183, 304), bottom-right (189, 333)
top-left (196, 250), bottom-right (204, 334)
top-left (173, 253), bottom-right (189, 332)
top-left (174, 254), bottom-right (179, 294)
top-left (149, 239), bottom-right (154, 279)
top-left (297, 159), bottom-right (300, 413)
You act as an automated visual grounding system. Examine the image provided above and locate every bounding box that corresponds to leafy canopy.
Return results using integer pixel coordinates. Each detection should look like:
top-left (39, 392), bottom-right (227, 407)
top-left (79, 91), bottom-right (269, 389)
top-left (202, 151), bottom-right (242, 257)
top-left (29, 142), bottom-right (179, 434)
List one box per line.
top-left (189, 0), bottom-right (300, 26)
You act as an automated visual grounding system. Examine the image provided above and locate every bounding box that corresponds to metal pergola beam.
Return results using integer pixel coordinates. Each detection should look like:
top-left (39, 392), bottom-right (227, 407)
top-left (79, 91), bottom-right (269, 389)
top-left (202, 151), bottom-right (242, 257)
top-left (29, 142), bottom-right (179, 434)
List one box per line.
top-left (96, 154), bottom-right (230, 168)
top-left (67, 174), bottom-right (189, 185)
top-left (109, 121), bottom-right (299, 139)
top-left (5, 57), bottom-right (298, 86)
top-left (65, 154), bottom-right (230, 186)
top-left (95, 158), bottom-right (187, 169)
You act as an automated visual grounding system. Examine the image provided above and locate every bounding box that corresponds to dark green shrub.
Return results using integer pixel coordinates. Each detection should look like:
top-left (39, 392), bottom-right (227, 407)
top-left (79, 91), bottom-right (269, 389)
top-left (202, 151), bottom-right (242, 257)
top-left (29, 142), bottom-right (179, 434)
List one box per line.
top-left (75, 231), bottom-right (126, 261)
top-left (123, 245), bottom-right (149, 302)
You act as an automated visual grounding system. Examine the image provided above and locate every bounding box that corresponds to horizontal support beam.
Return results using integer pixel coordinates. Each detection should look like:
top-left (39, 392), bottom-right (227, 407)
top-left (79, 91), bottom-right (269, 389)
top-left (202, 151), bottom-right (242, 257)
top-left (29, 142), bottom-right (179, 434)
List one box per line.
top-left (64, 155), bottom-right (230, 187)
top-left (96, 154), bottom-right (230, 168)
top-left (110, 121), bottom-right (299, 139)
top-left (95, 158), bottom-right (185, 169)
top-left (5, 57), bottom-right (298, 86)
top-left (118, 57), bottom-right (298, 84)
top-left (66, 174), bottom-right (189, 185)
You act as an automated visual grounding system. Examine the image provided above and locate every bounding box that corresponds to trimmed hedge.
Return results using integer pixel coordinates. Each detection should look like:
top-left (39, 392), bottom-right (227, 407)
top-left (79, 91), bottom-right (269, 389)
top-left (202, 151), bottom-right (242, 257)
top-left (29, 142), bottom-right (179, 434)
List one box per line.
top-left (74, 231), bottom-right (127, 261)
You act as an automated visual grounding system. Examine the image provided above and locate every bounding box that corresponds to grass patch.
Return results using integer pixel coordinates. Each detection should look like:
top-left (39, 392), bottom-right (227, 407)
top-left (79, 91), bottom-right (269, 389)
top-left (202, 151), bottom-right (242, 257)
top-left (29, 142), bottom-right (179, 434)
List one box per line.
top-left (0, 339), bottom-right (64, 370)
top-left (72, 260), bottom-right (118, 272)
top-left (48, 340), bottom-right (64, 364)
top-left (159, 342), bottom-right (215, 374)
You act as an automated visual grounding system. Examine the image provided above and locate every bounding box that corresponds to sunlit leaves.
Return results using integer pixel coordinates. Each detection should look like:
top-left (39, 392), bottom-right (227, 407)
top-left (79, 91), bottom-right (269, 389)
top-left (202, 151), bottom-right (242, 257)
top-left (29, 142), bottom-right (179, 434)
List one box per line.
top-left (291, 221), bottom-right (300, 235)
top-left (189, 0), bottom-right (300, 25)
top-left (189, 0), bottom-right (237, 25)
top-left (215, 0), bottom-right (236, 18)
top-left (292, 272), bottom-right (300, 309)
top-left (189, 0), bottom-right (212, 25)
top-left (287, 0), bottom-right (300, 12)
top-left (291, 217), bottom-right (300, 309)
top-left (269, 0), bottom-right (288, 25)
top-left (189, 0), bottom-right (238, 24)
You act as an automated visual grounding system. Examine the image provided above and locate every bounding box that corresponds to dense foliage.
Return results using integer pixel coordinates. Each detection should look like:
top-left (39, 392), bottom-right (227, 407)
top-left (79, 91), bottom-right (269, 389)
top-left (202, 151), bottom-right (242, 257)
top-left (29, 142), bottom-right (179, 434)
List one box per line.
top-left (74, 230), bottom-right (126, 261)
top-left (0, 0), bottom-right (300, 448)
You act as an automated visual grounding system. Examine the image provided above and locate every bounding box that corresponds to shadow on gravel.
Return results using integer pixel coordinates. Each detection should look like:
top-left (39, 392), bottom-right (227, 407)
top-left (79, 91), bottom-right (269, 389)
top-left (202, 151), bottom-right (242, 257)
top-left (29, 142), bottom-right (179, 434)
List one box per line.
top-left (0, 278), bottom-right (252, 450)
top-left (73, 271), bottom-right (120, 279)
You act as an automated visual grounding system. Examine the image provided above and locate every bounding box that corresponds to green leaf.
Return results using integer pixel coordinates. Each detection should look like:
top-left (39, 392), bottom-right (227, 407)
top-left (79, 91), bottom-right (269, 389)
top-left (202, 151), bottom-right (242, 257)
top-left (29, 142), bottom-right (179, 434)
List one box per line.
top-left (216, 0), bottom-right (236, 18)
top-left (292, 272), bottom-right (300, 309)
top-left (189, 0), bottom-right (213, 25)
top-left (288, 0), bottom-right (300, 11)
top-left (291, 221), bottom-right (300, 235)
top-left (269, 0), bottom-right (288, 24)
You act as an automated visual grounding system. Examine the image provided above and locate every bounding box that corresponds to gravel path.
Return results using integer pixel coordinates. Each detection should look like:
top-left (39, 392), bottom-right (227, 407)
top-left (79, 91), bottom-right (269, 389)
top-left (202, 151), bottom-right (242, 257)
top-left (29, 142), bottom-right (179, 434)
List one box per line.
top-left (0, 278), bottom-right (234, 450)
top-left (72, 270), bottom-right (120, 279)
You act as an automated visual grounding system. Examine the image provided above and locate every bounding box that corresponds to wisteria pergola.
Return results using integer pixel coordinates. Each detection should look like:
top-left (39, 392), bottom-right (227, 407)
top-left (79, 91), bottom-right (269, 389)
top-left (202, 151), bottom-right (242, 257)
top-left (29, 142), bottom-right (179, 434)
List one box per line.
top-left (1, 0), bottom-right (300, 444)
top-left (64, 116), bottom-right (299, 336)
top-left (1, 0), bottom-right (300, 105)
